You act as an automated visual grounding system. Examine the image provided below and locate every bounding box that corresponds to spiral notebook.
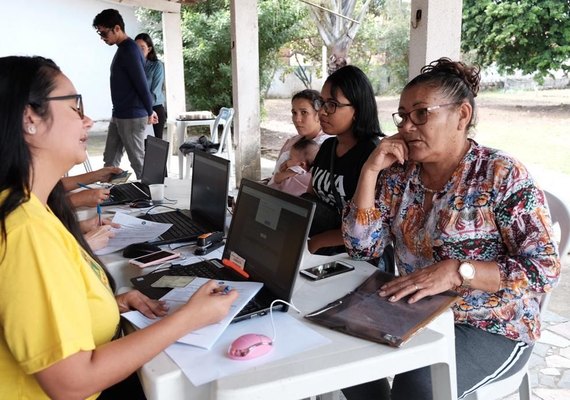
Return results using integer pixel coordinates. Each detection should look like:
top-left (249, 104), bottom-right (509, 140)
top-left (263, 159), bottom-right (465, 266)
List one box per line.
top-left (305, 270), bottom-right (459, 347)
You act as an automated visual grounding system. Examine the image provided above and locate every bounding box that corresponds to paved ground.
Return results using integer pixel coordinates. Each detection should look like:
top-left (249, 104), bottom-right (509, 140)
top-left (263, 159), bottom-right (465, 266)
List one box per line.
top-left (80, 129), bottom-right (570, 400)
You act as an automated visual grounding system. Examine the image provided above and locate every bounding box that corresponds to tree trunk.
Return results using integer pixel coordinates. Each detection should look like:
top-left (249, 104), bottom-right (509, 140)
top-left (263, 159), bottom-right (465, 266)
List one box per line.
top-left (308, 0), bottom-right (372, 74)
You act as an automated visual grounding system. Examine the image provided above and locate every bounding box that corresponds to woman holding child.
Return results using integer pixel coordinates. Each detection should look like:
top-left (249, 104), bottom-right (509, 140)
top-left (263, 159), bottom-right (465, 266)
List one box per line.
top-left (270, 89), bottom-right (328, 190)
top-left (342, 58), bottom-right (560, 399)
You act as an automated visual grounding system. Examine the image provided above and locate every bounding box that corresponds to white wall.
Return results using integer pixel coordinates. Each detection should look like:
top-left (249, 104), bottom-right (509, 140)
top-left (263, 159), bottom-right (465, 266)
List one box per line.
top-left (0, 0), bottom-right (142, 122)
top-left (266, 67), bottom-right (326, 99)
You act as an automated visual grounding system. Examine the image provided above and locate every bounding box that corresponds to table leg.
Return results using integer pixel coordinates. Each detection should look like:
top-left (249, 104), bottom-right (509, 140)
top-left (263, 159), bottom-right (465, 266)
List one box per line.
top-left (430, 362), bottom-right (455, 400)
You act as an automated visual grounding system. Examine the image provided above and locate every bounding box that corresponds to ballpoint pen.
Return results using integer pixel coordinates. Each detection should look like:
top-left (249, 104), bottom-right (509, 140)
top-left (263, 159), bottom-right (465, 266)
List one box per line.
top-left (97, 204), bottom-right (102, 226)
top-left (78, 182), bottom-right (113, 190)
top-left (77, 183), bottom-right (94, 190)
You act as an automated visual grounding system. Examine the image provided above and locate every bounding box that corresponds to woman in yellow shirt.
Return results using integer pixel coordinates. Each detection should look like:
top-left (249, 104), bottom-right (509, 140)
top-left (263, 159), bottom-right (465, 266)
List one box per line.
top-left (0, 55), bottom-right (238, 400)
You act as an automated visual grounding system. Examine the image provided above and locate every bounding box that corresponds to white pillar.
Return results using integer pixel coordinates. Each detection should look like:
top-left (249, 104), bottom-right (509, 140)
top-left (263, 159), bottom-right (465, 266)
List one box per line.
top-left (162, 11), bottom-right (186, 120)
top-left (408, 0), bottom-right (463, 80)
top-left (230, 0), bottom-right (261, 185)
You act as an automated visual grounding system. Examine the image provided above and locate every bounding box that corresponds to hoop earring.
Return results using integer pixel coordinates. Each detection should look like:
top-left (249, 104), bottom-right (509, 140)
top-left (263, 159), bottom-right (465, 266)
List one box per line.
top-left (27, 125), bottom-right (37, 135)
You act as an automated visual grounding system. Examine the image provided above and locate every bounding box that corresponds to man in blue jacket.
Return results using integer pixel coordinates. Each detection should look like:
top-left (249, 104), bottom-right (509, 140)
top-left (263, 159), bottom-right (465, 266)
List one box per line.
top-left (93, 9), bottom-right (158, 179)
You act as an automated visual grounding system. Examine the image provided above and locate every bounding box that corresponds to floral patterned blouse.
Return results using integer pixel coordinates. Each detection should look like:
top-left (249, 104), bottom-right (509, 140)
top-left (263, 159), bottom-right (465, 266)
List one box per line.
top-left (343, 140), bottom-right (560, 344)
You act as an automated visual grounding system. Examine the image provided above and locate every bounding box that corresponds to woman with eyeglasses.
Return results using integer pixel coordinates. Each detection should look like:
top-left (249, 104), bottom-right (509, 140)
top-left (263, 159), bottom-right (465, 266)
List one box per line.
top-left (0, 55), bottom-right (237, 400)
top-left (304, 65), bottom-right (385, 255)
top-left (342, 58), bottom-right (560, 399)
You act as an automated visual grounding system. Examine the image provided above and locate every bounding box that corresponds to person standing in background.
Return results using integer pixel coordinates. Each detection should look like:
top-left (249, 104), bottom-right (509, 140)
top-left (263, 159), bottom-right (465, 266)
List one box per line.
top-left (135, 33), bottom-right (166, 139)
top-left (93, 9), bottom-right (158, 179)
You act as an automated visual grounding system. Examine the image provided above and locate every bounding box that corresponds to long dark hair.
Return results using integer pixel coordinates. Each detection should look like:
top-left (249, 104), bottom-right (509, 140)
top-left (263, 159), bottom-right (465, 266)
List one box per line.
top-left (0, 55), bottom-right (115, 290)
top-left (134, 33), bottom-right (158, 62)
top-left (0, 56), bottom-right (59, 255)
top-left (324, 65), bottom-right (384, 141)
top-left (48, 183), bottom-right (116, 291)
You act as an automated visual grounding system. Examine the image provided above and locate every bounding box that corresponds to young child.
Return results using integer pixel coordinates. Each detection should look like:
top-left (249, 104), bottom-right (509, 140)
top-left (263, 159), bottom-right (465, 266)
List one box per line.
top-left (268, 138), bottom-right (319, 196)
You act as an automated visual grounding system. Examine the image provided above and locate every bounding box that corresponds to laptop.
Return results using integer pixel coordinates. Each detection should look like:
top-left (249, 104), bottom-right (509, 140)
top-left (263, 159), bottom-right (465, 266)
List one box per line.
top-left (139, 151), bottom-right (230, 245)
top-left (102, 136), bottom-right (169, 206)
top-left (131, 179), bottom-right (316, 322)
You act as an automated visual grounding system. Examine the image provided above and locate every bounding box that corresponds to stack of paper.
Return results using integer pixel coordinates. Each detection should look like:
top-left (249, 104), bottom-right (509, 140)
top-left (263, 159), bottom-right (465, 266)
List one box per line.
top-left (122, 277), bottom-right (263, 349)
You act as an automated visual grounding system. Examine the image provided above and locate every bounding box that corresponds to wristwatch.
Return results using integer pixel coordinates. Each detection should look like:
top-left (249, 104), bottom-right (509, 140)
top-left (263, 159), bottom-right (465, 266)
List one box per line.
top-left (458, 261), bottom-right (476, 289)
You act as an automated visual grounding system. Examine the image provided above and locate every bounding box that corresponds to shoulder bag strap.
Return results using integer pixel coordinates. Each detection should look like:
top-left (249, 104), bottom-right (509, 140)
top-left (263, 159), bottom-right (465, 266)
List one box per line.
top-left (329, 139), bottom-right (343, 213)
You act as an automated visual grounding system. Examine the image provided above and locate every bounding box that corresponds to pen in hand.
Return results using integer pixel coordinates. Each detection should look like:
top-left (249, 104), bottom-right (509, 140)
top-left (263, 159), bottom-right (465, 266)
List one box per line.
top-left (77, 183), bottom-right (93, 190)
top-left (97, 204), bottom-right (102, 226)
top-left (212, 285), bottom-right (232, 295)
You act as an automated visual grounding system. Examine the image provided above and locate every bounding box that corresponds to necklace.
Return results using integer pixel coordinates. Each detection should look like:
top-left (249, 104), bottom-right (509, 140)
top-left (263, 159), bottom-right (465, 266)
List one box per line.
top-left (418, 172), bottom-right (444, 194)
top-left (423, 185), bottom-right (439, 194)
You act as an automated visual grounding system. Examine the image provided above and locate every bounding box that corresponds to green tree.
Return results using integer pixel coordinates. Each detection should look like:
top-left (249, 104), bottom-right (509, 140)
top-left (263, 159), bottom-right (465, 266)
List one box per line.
top-left (351, 0), bottom-right (409, 94)
top-left (462, 0), bottom-right (570, 81)
top-left (138, 1), bottom-right (305, 111)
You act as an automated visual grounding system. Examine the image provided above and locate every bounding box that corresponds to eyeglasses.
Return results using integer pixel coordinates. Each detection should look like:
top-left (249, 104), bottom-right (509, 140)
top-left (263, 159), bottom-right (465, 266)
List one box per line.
top-left (96, 28), bottom-right (112, 38)
top-left (43, 94), bottom-right (84, 119)
top-left (322, 100), bottom-right (352, 115)
top-left (392, 102), bottom-right (461, 128)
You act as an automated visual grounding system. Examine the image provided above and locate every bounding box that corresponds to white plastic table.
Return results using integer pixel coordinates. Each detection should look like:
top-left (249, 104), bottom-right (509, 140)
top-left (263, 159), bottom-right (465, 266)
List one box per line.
top-left (101, 180), bottom-right (457, 400)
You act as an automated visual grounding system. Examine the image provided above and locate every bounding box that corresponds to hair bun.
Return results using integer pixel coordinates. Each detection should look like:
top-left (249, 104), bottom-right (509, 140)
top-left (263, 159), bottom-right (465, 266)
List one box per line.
top-left (422, 57), bottom-right (481, 97)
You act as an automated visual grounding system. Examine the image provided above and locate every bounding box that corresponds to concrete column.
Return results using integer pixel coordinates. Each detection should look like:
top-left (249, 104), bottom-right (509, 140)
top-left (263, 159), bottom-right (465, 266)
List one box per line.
top-left (162, 10), bottom-right (186, 119)
top-left (230, 0), bottom-right (261, 185)
top-left (408, 0), bottom-right (463, 80)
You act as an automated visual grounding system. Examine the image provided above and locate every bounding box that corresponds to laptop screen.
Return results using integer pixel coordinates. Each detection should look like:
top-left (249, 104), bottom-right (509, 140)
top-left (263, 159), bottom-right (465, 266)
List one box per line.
top-left (141, 136), bottom-right (169, 185)
top-left (190, 152), bottom-right (230, 232)
top-left (223, 179), bottom-right (315, 300)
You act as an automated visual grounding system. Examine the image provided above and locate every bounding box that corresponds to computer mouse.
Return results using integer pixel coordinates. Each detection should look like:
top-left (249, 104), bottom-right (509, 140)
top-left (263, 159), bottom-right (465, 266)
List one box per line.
top-left (227, 333), bottom-right (273, 360)
top-left (122, 242), bottom-right (162, 259)
top-left (129, 199), bottom-right (153, 208)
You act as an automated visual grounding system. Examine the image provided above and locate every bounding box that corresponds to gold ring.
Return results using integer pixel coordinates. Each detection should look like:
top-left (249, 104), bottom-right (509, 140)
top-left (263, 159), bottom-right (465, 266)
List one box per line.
top-left (414, 284), bottom-right (419, 291)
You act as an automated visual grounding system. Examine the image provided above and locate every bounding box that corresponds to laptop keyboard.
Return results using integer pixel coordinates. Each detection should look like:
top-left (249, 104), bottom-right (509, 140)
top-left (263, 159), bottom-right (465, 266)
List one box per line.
top-left (169, 260), bottom-right (225, 279)
top-left (145, 211), bottom-right (202, 239)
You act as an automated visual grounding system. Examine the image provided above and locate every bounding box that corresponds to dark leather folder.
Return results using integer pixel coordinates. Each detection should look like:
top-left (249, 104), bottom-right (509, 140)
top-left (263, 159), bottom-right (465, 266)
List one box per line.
top-left (305, 270), bottom-right (459, 347)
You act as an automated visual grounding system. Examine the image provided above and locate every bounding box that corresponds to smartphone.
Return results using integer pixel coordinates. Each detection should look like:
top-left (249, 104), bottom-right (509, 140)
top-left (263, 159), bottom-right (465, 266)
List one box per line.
top-left (128, 250), bottom-right (180, 268)
top-left (110, 170), bottom-right (132, 184)
top-left (300, 261), bottom-right (355, 281)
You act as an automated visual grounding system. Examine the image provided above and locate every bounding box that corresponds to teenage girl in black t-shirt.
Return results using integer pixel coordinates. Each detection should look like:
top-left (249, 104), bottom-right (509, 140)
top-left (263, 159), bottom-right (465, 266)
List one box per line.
top-left (305, 65), bottom-right (385, 255)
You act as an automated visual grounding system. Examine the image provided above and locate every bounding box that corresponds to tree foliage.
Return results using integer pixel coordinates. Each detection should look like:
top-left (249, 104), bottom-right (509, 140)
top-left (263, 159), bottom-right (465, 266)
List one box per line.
top-left (351, 0), bottom-right (409, 94)
top-left (462, 0), bottom-right (570, 81)
top-left (138, 1), bottom-right (306, 111)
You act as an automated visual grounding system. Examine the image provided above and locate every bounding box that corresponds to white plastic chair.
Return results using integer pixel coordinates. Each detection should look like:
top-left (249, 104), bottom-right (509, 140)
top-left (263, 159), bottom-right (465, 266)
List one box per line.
top-left (464, 189), bottom-right (569, 400)
top-left (83, 151), bottom-right (93, 173)
top-left (210, 107), bottom-right (235, 155)
top-left (183, 107), bottom-right (234, 179)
